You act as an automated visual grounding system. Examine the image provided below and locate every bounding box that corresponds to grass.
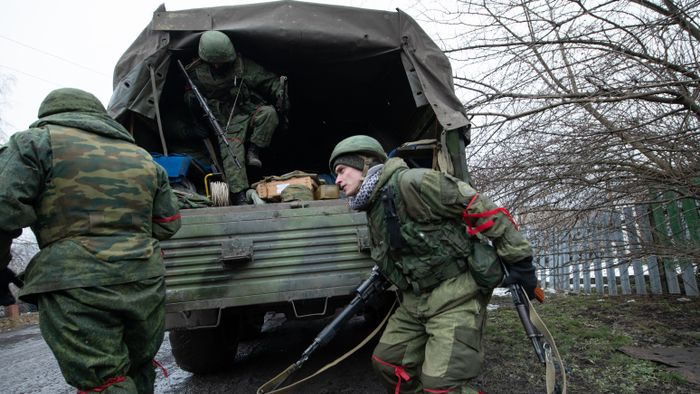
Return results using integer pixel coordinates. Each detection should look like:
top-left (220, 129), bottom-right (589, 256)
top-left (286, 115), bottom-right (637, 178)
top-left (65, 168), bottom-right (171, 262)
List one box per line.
top-left (478, 293), bottom-right (700, 393)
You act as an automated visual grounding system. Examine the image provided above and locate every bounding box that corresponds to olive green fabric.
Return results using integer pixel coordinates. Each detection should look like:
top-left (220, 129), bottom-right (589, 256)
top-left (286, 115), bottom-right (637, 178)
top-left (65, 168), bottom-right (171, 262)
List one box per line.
top-left (186, 55), bottom-right (285, 193)
top-left (369, 158), bottom-right (533, 266)
top-left (372, 275), bottom-right (489, 394)
top-left (367, 167), bottom-right (470, 294)
top-left (38, 277), bottom-right (165, 393)
top-left (0, 89), bottom-right (181, 302)
top-left (280, 184), bottom-right (314, 202)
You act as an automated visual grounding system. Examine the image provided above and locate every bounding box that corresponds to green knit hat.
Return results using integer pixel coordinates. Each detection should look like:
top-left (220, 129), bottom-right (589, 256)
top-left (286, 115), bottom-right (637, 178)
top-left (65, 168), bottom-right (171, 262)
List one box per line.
top-left (331, 154), bottom-right (365, 172)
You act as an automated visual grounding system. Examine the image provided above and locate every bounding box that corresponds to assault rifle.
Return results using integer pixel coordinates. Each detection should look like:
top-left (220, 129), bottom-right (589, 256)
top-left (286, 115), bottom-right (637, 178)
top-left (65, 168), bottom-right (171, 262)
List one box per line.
top-left (176, 59), bottom-right (241, 168)
top-left (259, 265), bottom-right (390, 393)
top-left (502, 262), bottom-right (547, 364)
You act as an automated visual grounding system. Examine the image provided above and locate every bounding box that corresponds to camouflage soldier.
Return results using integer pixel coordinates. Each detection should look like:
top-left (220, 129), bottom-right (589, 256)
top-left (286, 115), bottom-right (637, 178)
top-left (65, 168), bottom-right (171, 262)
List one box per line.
top-left (0, 88), bottom-right (181, 393)
top-left (329, 135), bottom-right (537, 394)
top-left (185, 30), bottom-right (289, 204)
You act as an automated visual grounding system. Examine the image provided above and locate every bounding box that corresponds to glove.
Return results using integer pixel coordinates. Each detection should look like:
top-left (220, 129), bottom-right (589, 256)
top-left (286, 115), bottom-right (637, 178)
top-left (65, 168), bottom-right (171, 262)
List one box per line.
top-left (502, 257), bottom-right (537, 300)
top-left (0, 267), bottom-right (22, 307)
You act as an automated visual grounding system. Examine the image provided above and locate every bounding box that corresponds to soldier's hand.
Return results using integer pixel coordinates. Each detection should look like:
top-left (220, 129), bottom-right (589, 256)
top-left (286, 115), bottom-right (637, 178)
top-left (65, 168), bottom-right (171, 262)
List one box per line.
top-left (0, 267), bottom-right (22, 306)
top-left (503, 257), bottom-right (537, 300)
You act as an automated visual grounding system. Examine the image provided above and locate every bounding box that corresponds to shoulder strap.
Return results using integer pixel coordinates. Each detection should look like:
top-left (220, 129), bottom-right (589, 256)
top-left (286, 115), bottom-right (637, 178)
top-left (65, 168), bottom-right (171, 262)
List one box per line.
top-left (380, 184), bottom-right (405, 252)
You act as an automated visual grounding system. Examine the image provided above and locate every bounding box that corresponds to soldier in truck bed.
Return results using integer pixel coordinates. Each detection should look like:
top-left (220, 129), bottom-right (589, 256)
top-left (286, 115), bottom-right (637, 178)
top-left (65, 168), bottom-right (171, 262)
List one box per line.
top-left (183, 30), bottom-right (289, 205)
top-left (329, 135), bottom-right (538, 394)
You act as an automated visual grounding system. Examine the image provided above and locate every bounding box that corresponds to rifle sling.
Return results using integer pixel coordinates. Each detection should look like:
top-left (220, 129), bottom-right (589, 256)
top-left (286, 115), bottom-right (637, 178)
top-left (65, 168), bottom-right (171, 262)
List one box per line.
top-left (256, 294), bottom-right (397, 394)
top-left (526, 296), bottom-right (568, 394)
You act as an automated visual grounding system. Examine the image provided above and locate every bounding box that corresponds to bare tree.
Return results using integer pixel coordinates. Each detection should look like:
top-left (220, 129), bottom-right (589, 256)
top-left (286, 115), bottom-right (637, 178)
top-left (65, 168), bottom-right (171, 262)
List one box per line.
top-left (431, 0), bottom-right (699, 271)
top-left (0, 71), bottom-right (15, 143)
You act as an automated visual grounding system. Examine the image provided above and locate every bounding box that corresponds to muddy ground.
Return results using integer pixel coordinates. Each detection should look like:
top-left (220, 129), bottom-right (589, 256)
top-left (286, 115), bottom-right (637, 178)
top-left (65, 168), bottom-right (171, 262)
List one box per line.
top-left (1, 292), bottom-right (698, 393)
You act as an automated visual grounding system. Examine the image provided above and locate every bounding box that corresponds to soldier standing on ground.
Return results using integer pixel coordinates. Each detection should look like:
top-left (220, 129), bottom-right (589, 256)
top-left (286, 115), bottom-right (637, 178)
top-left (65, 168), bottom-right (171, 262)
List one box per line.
top-left (329, 135), bottom-right (538, 394)
top-left (184, 30), bottom-right (289, 205)
top-left (0, 88), bottom-right (181, 393)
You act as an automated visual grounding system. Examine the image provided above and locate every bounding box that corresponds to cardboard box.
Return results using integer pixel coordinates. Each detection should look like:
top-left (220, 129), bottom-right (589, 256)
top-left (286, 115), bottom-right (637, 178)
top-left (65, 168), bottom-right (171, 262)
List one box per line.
top-left (255, 176), bottom-right (317, 201)
top-left (314, 184), bottom-right (340, 200)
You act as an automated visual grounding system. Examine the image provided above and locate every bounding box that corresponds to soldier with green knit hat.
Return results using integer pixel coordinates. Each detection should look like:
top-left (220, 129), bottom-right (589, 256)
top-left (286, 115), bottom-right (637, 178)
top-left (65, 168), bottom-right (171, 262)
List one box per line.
top-left (0, 88), bottom-right (181, 393)
top-left (329, 135), bottom-right (537, 394)
top-left (184, 30), bottom-right (289, 205)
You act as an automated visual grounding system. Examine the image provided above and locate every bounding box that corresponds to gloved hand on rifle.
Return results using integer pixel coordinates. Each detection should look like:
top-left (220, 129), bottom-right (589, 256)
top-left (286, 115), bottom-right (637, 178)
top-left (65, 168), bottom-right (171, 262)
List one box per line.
top-left (0, 267), bottom-right (23, 307)
top-left (503, 257), bottom-right (538, 300)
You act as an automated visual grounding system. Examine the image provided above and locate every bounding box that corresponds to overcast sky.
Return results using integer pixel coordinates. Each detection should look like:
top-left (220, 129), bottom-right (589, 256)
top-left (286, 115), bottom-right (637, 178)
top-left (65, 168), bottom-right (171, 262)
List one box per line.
top-left (0, 0), bottom-right (450, 142)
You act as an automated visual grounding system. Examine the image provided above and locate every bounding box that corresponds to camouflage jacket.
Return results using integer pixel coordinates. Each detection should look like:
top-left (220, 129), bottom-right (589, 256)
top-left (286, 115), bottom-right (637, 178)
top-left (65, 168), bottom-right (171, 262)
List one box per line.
top-left (0, 110), bottom-right (181, 301)
top-left (364, 158), bottom-right (533, 294)
top-left (186, 54), bottom-right (287, 125)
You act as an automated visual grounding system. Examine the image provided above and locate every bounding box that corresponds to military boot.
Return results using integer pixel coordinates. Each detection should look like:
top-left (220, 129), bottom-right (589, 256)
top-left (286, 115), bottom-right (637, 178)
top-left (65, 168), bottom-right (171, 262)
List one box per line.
top-left (231, 190), bottom-right (248, 205)
top-left (246, 145), bottom-right (262, 168)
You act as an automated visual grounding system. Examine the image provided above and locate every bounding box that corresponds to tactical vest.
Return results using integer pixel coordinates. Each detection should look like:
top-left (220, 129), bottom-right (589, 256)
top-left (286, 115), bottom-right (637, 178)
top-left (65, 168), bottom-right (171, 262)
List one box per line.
top-left (367, 169), bottom-right (471, 294)
top-left (34, 125), bottom-right (158, 261)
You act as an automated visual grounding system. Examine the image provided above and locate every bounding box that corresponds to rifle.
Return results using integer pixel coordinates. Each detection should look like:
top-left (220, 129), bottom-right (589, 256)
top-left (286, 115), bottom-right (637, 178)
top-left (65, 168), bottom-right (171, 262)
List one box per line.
top-left (275, 75), bottom-right (289, 131)
top-left (176, 59), bottom-right (241, 168)
top-left (259, 265), bottom-right (390, 393)
top-left (502, 262), bottom-right (546, 364)
top-left (502, 263), bottom-right (567, 393)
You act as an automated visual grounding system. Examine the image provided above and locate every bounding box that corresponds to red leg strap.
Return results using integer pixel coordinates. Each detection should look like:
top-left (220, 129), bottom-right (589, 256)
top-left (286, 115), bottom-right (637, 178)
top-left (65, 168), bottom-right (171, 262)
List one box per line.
top-left (372, 355), bottom-right (411, 394)
top-left (76, 376), bottom-right (126, 393)
top-left (152, 358), bottom-right (169, 378)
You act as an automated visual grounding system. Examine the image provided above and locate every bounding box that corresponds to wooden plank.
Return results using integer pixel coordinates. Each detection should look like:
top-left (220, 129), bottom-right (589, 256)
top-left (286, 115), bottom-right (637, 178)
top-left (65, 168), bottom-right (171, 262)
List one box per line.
top-left (664, 191), bottom-right (698, 296)
top-left (636, 205), bottom-right (663, 294)
top-left (590, 216), bottom-right (604, 295)
top-left (650, 193), bottom-right (681, 294)
top-left (561, 234), bottom-right (571, 291)
top-left (612, 210), bottom-right (632, 295)
top-left (571, 228), bottom-right (582, 293)
top-left (623, 207), bottom-right (647, 295)
top-left (581, 226), bottom-right (592, 294)
top-left (602, 211), bottom-right (618, 295)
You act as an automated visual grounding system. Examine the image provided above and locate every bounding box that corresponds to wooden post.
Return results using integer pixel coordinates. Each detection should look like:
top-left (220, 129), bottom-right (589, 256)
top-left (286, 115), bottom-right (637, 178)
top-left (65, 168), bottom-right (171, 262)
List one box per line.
top-left (623, 207), bottom-right (647, 295)
top-left (612, 210), bottom-right (632, 295)
top-left (6, 304), bottom-right (19, 320)
top-left (637, 205), bottom-right (663, 294)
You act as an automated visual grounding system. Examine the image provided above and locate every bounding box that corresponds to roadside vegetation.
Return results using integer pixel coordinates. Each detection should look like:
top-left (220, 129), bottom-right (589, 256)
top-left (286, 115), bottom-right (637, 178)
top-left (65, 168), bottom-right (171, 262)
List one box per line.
top-left (480, 293), bottom-right (700, 393)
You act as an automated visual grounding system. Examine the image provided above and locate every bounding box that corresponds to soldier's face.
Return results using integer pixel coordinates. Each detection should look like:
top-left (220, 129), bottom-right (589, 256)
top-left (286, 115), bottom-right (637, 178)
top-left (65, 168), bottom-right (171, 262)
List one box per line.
top-left (334, 164), bottom-right (363, 197)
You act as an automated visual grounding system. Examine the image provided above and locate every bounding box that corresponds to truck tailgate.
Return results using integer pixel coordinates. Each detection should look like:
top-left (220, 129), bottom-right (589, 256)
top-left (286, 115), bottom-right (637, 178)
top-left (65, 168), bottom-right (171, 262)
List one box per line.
top-left (161, 200), bottom-right (373, 313)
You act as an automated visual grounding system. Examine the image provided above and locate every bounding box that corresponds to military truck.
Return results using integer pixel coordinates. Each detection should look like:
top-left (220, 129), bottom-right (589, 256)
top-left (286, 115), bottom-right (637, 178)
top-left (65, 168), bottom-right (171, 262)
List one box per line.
top-left (107, 1), bottom-right (470, 373)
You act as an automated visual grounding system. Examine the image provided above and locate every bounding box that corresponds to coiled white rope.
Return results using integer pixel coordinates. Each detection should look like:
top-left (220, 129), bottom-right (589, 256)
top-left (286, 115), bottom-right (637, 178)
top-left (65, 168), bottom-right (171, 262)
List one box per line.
top-left (210, 181), bottom-right (230, 206)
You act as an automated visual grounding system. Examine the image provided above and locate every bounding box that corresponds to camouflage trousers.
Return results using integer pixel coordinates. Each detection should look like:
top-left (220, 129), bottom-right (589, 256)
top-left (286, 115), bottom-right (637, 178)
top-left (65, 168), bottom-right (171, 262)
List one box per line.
top-left (37, 276), bottom-right (165, 393)
top-left (371, 276), bottom-right (490, 394)
top-left (220, 105), bottom-right (278, 193)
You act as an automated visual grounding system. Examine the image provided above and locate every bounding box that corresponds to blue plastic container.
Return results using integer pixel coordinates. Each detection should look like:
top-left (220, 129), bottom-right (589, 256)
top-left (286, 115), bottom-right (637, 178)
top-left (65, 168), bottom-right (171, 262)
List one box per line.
top-left (151, 153), bottom-right (192, 183)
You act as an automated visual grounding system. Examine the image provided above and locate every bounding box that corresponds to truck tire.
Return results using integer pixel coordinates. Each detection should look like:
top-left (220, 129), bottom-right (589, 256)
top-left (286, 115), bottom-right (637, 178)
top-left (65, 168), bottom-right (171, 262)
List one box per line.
top-left (169, 319), bottom-right (239, 374)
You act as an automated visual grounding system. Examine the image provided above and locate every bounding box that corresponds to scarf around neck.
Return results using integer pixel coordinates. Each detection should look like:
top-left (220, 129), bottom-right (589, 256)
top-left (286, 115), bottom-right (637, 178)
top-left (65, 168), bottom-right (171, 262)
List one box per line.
top-left (349, 164), bottom-right (383, 211)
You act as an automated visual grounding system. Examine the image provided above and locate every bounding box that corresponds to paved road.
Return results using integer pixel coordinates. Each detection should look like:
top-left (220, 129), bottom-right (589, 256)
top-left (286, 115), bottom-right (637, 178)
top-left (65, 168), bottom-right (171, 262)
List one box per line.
top-left (0, 313), bottom-right (385, 394)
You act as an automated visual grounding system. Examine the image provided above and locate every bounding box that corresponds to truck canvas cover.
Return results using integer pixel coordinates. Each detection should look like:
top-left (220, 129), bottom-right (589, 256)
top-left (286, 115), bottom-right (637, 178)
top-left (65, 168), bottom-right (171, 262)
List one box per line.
top-left (108, 0), bottom-right (468, 153)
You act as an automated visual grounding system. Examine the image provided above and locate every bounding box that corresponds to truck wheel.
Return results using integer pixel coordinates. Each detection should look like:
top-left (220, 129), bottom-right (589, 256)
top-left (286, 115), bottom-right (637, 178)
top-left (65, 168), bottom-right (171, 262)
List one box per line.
top-left (169, 320), bottom-right (239, 374)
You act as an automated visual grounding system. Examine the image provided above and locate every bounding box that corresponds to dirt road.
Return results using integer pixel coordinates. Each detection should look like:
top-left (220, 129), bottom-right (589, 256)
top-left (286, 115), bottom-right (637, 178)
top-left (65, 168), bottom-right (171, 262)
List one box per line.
top-left (0, 313), bottom-right (385, 394)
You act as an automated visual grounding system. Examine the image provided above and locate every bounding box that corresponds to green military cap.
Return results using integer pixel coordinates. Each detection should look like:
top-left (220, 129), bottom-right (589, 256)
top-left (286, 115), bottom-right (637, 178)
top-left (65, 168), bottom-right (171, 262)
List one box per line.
top-left (38, 88), bottom-right (106, 118)
top-left (329, 135), bottom-right (388, 173)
